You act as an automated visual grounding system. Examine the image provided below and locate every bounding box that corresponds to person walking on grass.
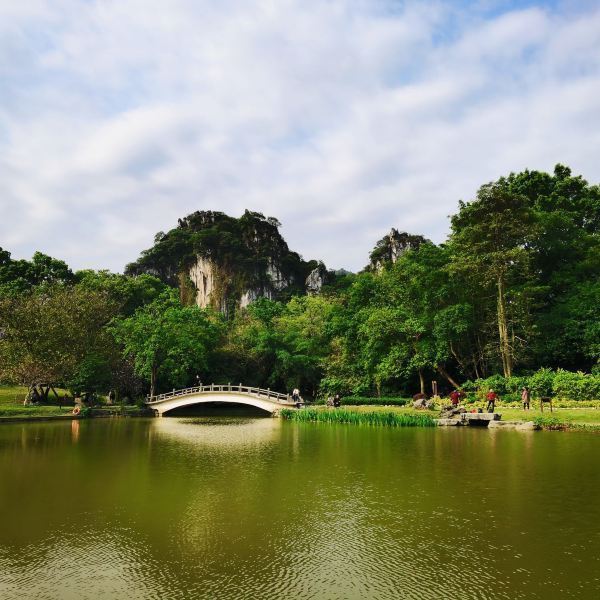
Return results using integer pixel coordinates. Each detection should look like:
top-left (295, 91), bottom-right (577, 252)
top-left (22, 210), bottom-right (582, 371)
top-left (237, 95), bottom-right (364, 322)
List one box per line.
top-left (521, 386), bottom-right (531, 410)
top-left (486, 389), bottom-right (498, 413)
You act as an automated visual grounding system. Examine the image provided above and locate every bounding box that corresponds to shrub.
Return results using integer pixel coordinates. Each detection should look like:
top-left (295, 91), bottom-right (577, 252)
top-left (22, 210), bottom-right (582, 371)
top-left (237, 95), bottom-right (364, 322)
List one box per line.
top-left (532, 416), bottom-right (565, 430)
top-left (528, 368), bottom-right (555, 397)
top-left (463, 369), bottom-right (600, 402)
top-left (552, 370), bottom-right (600, 401)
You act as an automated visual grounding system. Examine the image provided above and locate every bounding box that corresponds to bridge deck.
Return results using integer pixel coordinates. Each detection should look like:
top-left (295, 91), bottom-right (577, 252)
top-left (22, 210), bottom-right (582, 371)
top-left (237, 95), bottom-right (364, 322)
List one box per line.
top-left (146, 384), bottom-right (295, 406)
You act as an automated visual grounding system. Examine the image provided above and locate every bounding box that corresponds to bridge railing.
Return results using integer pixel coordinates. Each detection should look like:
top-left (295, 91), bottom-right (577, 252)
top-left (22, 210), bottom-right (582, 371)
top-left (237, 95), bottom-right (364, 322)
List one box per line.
top-left (146, 384), bottom-right (293, 405)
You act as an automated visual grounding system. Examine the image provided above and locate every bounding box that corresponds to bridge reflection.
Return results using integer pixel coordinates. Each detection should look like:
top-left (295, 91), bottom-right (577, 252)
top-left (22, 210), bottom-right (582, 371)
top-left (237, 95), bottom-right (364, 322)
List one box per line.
top-left (151, 415), bottom-right (281, 449)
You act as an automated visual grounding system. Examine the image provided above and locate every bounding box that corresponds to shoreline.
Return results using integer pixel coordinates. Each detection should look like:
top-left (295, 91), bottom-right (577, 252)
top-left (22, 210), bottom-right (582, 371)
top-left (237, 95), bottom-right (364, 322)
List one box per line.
top-left (281, 406), bottom-right (600, 432)
top-left (0, 408), bottom-right (153, 424)
top-left (1, 406), bottom-right (599, 433)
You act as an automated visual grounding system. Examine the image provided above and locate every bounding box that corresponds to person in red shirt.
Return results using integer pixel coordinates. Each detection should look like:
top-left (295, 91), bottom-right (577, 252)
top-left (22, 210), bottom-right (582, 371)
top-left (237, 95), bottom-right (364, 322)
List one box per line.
top-left (450, 389), bottom-right (464, 406)
top-left (486, 389), bottom-right (498, 413)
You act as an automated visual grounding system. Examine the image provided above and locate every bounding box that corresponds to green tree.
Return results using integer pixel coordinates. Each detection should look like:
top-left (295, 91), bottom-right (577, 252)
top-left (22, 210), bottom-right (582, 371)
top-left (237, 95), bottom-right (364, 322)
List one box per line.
top-left (0, 249), bottom-right (74, 295)
top-left (504, 165), bottom-right (600, 370)
top-left (449, 180), bottom-right (536, 377)
top-left (111, 291), bottom-right (220, 396)
top-left (271, 295), bottom-right (336, 395)
top-left (0, 285), bottom-right (118, 388)
top-left (75, 270), bottom-right (166, 315)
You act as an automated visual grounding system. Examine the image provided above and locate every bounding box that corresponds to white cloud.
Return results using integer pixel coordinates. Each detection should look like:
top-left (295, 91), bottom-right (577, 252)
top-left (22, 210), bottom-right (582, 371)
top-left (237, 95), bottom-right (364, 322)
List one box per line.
top-left (0, 0), bottom-right (599, 272)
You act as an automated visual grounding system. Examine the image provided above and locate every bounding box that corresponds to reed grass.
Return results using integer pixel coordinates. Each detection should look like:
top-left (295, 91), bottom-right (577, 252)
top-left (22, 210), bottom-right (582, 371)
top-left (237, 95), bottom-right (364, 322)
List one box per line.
top-left (281, 408), bottom-right (436, 427)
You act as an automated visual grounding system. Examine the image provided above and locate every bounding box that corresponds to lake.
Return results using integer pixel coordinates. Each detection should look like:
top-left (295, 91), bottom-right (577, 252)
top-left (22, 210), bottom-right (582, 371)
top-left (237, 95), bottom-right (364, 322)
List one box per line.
top-left (0, 416), bottom-right (599, 599)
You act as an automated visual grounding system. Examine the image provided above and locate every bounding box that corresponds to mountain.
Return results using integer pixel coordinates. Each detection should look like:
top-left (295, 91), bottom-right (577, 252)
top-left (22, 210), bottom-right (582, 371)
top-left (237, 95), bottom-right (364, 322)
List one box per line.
top-left (367, 228), bottom-right (429, 271)
top-left (125, 210), bottom-right (329, 313)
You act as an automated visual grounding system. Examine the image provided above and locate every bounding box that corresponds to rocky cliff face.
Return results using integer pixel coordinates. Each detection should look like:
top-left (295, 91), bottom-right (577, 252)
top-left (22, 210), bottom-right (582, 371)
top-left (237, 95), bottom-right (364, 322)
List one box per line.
top-left (368, 228), bottom-right (428, 271)
top-left (127, 211), bottom-right (428, 311)
top-left (305, 262), bottom-right (332, 294)
top-left (188, 256), bottom-right (220, 310)
top-left (126, 210), bottom-right (318, 313)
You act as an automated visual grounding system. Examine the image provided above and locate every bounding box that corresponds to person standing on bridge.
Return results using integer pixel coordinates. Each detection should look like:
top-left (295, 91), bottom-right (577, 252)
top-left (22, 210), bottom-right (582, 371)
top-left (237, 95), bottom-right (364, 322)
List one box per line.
top-left (292, 388), bottom-right (300, 402)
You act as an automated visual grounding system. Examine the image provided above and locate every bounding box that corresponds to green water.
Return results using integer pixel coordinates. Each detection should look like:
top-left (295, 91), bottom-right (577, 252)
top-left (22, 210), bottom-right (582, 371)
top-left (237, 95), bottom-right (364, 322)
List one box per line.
top-left (0, 417), bottom-right (599, 599)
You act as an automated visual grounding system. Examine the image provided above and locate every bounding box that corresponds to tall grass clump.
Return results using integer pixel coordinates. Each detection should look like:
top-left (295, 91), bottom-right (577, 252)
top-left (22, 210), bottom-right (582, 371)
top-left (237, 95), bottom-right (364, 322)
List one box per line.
top-left (281, 408), bottom-right (436, 427)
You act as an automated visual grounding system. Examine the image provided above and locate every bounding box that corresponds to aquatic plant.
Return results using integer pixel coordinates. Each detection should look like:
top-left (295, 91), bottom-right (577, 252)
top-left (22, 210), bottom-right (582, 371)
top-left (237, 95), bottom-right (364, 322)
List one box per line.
top-left (280, 408), bottom-right (436, 427)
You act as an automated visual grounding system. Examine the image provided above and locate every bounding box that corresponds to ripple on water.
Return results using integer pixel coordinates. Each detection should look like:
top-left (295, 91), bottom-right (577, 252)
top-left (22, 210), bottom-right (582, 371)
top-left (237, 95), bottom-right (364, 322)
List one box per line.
top-left (1, 420), bottom-right (600, 599)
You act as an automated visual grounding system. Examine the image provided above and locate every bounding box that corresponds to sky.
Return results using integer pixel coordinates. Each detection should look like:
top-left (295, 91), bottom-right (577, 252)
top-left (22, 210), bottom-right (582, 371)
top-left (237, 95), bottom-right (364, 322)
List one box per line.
top-left (1, 0), bottom-right (599, 273)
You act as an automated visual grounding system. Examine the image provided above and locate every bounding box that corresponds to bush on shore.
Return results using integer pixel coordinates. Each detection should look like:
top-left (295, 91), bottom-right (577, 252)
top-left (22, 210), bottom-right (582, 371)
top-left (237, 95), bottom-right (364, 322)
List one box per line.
top-left (461, 368), bottom-right (600, 402)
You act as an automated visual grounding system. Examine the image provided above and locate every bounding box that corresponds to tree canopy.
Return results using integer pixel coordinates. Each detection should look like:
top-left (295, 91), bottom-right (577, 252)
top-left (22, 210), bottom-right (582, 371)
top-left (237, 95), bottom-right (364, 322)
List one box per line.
top-left (0, 164), bottom-right (597, 400)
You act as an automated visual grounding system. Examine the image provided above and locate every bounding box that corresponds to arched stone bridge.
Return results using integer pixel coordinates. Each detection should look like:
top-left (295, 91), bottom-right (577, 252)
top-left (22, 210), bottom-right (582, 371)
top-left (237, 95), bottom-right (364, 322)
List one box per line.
top-left (146, 384), bottom-right (299, 416)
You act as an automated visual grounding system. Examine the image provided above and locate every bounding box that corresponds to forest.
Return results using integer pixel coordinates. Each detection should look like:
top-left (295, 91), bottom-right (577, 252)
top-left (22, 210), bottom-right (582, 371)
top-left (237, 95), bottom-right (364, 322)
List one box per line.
top-left (1, 164), bottom-right (598, 402)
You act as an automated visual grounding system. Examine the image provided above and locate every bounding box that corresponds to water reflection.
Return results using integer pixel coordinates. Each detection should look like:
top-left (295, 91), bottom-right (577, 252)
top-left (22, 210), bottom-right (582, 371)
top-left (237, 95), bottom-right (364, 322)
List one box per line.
top-left (71, 418), bottom-right (80, 443)
top-left (0, 420), bottom-right (599, 599)
top-left (151, 416), bottom-right (280, 450)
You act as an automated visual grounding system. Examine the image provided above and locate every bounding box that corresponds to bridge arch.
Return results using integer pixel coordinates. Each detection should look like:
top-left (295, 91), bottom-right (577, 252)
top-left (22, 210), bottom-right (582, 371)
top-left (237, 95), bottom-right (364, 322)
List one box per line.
top-left (146, 385), bottom-right (297, 417)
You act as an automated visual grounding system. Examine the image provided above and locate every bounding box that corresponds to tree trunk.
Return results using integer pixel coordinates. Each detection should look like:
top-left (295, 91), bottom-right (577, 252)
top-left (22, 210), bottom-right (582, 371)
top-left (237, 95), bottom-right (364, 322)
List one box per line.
top-left (418, 369), bottom-right (425, 395)
top-left (497, 276), bottom-right (512, 377)
top-left (150, 363), bottom-right (158, 398)
top-left (436, 364), bottom-right (460, 389)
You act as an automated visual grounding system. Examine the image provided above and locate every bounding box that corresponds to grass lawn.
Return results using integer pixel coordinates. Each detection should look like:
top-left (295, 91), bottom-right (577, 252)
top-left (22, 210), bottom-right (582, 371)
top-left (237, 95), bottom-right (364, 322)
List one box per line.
top-left (0, 385), bottom-right (30, 405)
top-left (495, 406), bottom-right (600, 425)
top-left (0, 384), bottom-right (75, 417)
top-left (0, 384), bottom-right (147, 418)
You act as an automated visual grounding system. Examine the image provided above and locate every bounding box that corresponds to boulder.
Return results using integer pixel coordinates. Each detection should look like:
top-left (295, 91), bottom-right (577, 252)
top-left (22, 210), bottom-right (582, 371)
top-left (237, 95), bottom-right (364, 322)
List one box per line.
top-left (439, 406), bottom-right (466, 419)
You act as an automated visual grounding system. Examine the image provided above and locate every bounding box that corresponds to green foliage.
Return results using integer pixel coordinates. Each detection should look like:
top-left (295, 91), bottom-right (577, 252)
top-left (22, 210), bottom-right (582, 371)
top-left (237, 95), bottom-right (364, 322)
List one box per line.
top-left (552, 370), bottom-right (600, 401)
top-left (111, 290), bottom-right (222, 394)
top-left (79, 406), bottom-right (92, 418)
top-left (461, 369), bottom-right (600, 402)
top-left (75, 270), bottom-right (166, 315)
top-left (0, 285), bottom-right (118, 387)
top-left (0, 249), bottom-right (74, 295)
top-left (0, 164), bottom-right (598, 401)
top-left (67, 353), bottom-right (113, 394)
top-left (340, 396), bottom-right (410, 406)
top-left (280, 408), bottom-right (436, 427)
top-left (532, 416), bottom-right (565, 430)
top-left (225, 295), bottom-right (336, 394)
top-left (527, 367), bottom-right (555, 397)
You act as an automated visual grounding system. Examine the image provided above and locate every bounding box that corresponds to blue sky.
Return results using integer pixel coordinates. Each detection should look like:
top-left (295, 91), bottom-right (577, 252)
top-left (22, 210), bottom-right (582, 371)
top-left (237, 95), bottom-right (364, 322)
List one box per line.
top-left (1, 0), bottom-right (599, 272)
